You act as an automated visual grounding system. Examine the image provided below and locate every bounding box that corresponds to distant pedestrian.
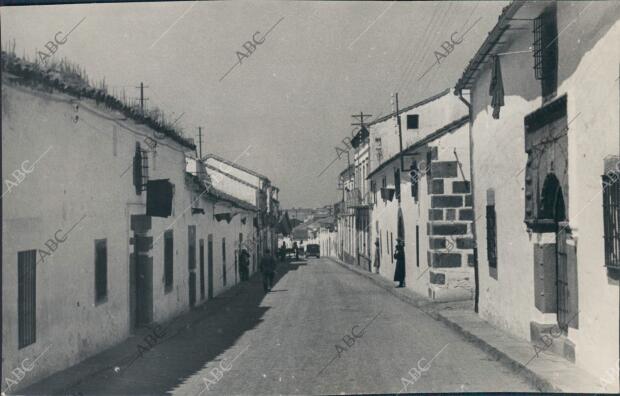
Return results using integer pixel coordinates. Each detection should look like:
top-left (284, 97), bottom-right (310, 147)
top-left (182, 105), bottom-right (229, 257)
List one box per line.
top-left (393, 239), bottom-right (405, 288)
top-left (279, 241), bottom-right (287, 262)
top-left (373, 239), bottom-right (381, 274)
top-left (260, 249), bottom-right (277, 292)
top-left (293, 241), bottom-right (299, 260)
top-left (239, 248), bottom-right (250, 281)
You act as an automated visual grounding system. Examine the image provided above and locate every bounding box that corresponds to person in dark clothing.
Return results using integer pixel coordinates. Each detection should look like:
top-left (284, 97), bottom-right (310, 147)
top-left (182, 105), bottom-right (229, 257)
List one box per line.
top-left (239, 248), bottom-right (250, 281)
top-left (279, 241), bottom-right (287, 262)
top-left (373, 239), bottom-right (381, 274)
top-left (292, 241), bottom-right (299, 260)
top-left (260, 249), bottom-right (277, 292)
top-left (393, 239), bottom-right (406, 288)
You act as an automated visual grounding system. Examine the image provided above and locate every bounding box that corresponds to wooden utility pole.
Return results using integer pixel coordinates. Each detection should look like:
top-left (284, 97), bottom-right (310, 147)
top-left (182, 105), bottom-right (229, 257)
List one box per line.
top-left (136, 82), bottom-right (149, 113)
top-left (351, 112), bottom-right (373, 130)
top-left (197, 126), bottom-right (203, 159)
top-left (393, 93), bottom-right (405, 172)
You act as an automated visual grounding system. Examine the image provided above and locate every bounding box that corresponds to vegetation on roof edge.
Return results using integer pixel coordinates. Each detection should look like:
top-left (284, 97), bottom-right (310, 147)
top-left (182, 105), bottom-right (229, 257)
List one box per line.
top-left (1, 50), bottom-right (195, 150)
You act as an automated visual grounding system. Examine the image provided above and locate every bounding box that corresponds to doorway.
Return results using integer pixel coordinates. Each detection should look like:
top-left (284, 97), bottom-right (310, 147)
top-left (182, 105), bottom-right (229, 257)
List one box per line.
top-left (129, 214), bottom-right (153, 330)
top-left (541, 174), bottom-right (569, 331)
top-left (188, 225), bottom-right (196, 308)
top-left (200, 239), bottom-right (205, 300)
top-left (207, 234), bottom-right (214, 299)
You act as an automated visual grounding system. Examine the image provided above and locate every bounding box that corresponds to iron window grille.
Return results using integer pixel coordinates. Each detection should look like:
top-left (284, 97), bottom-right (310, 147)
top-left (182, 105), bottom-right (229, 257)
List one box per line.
top-left (18, 250), bottom-right (37, 349)
top-left (603, 172), bottom-right (620, 270)
top-left (533, 4), bottom-right (558, 99)
top-left (486, 205), bottom-right (498, 269)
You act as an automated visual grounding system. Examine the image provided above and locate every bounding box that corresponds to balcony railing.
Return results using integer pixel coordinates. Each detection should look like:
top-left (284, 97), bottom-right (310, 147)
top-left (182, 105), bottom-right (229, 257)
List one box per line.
top-left (346, 188), bottom-right (372, 208)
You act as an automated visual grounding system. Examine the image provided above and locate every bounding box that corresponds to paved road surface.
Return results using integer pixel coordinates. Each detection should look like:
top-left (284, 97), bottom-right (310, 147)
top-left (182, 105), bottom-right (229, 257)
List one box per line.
top-left (48, 257), bottom-right (536, 395)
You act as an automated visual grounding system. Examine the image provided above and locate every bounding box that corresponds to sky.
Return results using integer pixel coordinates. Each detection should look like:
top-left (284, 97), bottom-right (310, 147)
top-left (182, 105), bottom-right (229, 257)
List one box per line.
top-left (1, 0), bottom-right (507, 208)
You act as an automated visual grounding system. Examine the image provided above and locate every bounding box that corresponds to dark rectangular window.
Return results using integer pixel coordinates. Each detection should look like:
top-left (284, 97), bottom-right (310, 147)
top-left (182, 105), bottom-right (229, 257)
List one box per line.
top-left (407, 114), bottom-right (419, 129)
top-left (18, 250), bottom-right (36, 349)
top-left (95, 239), bottom-right (108, 303)
top-left (603, 172), bottom-right (620, 270)
top-left (164, 230), bottom-right (173, 292)
top-left (222, 238), bottom-right (227, 286)
top-left (486, 205), bottom-right (498, 269)
top-left (416, 225), bottom-right (420, 267)
top-left (533, 4), bottom-right (558, 100)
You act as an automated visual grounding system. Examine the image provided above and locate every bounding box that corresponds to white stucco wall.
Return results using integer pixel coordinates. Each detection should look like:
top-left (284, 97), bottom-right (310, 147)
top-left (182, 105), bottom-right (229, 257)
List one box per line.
top-left (1, 80), bottom-right (194, 390)
top-left (468, 1), bottom-right (619, 386)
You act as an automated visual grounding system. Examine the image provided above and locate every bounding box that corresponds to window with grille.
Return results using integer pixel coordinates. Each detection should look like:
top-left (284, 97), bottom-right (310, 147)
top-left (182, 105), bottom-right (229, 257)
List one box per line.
top-left (416, 225), bottom-right (420, 267)
top-left (603, 172), bottom-right (620, 270)
top-left (95, 239), bottom-right (108, 304)
top-left (486, 205), bottom-right (498, 269)
top-left (164, 230), bottom-right (173, 292)
top-left (18, 250), bottom-right (36, 349)
top-left (533, 4), bottom-right (558, 100)
top-left (133, 143), bottom-right (149, 195)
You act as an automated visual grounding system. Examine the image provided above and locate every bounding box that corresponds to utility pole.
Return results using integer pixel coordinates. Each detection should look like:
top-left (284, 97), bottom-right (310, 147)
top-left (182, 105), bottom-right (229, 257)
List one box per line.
top-left (350, 112), bottom-right (372, 193)
top-left (136, 82), bottom-right (149, 113)
top-left (197, 126), bottom-right (203, 159)
top-left (392, 93), bottom-right (405, 172)
top-left (351, 112), bottom-right (373, 130)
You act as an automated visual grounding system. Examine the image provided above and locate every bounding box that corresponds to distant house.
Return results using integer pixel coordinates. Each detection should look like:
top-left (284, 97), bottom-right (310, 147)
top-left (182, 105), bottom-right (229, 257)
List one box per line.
top-left (204, 153), bottom-right (281, 258)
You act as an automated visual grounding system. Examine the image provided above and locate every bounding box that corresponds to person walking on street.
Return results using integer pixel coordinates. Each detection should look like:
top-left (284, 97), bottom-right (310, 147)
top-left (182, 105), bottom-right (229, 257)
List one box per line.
top-left (260, 249), bottom-right (276, 292)
top-left (239, 248), bottom-right (250, 281)
top-left (393, 239), bottom-right (406, 288)
top-left (292, 241), bottom-right (299, 260)
top-left (373, 239), bottom-right (381, 274)
top-left (279, 241), bottom-right (287, 262)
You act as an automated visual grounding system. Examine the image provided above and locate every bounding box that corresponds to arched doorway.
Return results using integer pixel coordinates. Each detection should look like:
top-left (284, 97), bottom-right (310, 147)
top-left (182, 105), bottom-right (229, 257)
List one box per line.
top-left (540, 173), bottom-right (570, 331)
top-left (540, 173), bottom-right (566, 226)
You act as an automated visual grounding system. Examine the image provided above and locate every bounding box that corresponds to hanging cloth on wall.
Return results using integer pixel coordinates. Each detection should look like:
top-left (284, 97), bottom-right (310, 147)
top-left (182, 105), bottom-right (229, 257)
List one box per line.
top-left (489, 55), bottom-right (505, 119)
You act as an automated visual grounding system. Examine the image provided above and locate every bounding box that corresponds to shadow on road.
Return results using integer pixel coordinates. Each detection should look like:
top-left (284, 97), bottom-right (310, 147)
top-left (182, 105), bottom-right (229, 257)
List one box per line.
top-left (20, 258), bottom-right (302, 396)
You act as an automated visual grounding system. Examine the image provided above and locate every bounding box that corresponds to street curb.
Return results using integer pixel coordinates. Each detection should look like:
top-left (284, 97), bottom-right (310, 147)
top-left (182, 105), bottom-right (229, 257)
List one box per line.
top-left (328, 256), bottom-right (561, 393)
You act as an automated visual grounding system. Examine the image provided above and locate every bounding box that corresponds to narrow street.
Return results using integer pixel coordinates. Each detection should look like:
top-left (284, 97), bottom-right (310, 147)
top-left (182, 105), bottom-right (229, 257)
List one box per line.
top-left (32, 258), bottom-right (535, 395)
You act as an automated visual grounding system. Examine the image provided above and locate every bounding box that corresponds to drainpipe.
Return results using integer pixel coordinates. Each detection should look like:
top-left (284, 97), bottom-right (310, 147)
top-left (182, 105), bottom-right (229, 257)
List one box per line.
top-left (457, 89), bottom-right (479, 314)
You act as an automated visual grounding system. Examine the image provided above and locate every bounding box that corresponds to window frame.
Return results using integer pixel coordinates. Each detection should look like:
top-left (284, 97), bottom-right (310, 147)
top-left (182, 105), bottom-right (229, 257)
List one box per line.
top-left (407, 114), bottom-right (419, 129)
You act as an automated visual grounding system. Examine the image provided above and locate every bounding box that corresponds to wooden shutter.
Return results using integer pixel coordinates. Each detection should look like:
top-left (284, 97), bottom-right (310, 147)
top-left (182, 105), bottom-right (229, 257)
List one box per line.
top-left (164, 230), bottom-right (173, 291)
top-left (486, 205), bottom-right (498, 268)
top-left (95, 239), bottom-right (108, 303)
top-left (18, 250), bottom-right (37, 348)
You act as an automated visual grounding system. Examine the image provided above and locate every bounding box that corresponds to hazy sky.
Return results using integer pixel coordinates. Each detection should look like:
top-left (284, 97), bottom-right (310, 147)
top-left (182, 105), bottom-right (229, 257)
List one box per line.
top-left (1, 1), bottom-right (507, 208)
